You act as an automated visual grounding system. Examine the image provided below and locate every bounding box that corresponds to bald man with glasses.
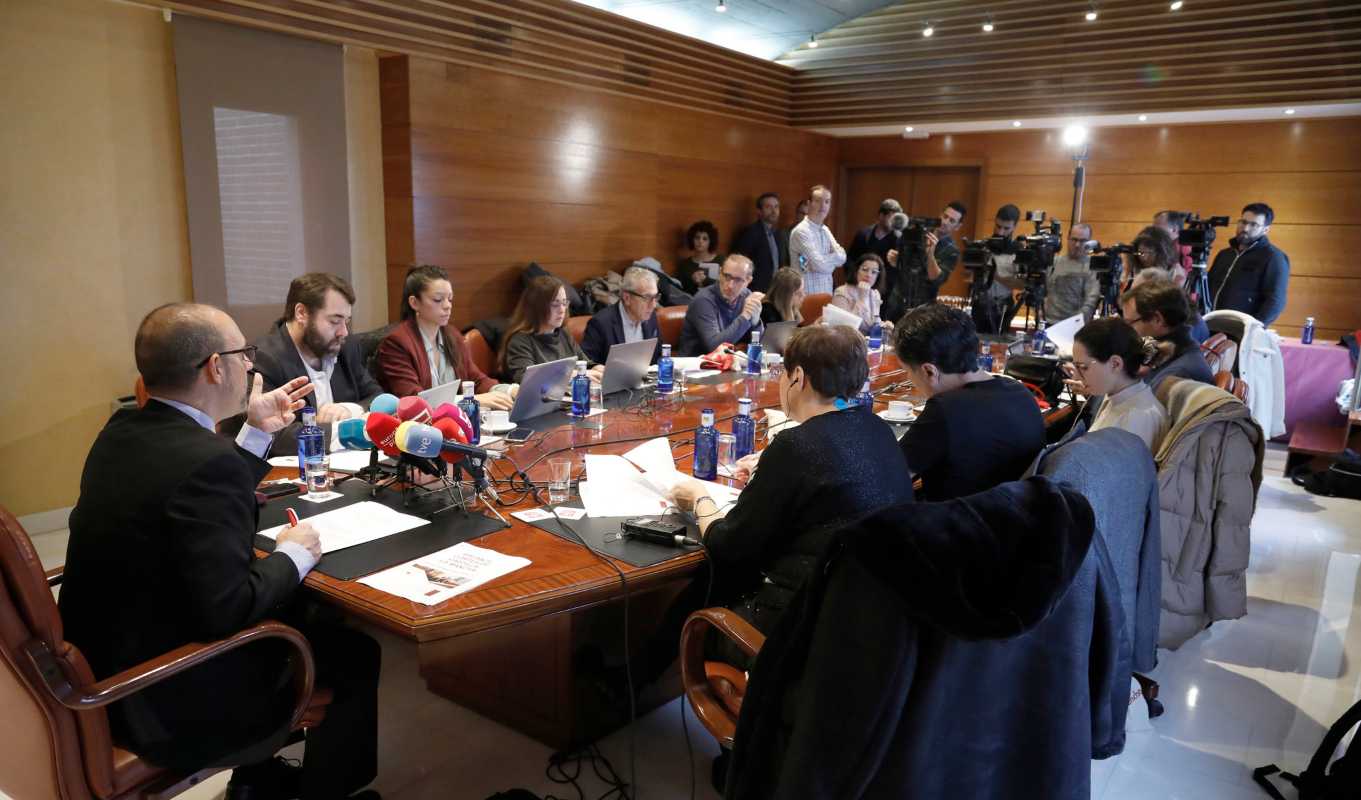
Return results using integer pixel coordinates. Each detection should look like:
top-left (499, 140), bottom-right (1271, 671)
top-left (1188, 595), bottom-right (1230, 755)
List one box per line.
top-left (679, 254), bottom-right (765, 356)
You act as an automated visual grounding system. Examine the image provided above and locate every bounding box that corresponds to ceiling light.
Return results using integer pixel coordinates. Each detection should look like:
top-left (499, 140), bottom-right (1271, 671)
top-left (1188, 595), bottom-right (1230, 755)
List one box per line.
top-left (1012, 120), bottom-right (1022, 127)
top-left (1170, 1), bottom-right (1183, 9)
top-left (1285, 108), bottom-right (1296, 115)
top-left (922, 22), bottom-right (934, 38)
top-left (1085, 4), bottom-right (1099, 21)
top-left (1062, 124), bottom-right (1089, 147)
top-left (715, 0), bottom-right (726, 11)
top-left (982, 15), bottom-right (995, 32)
top-left (808, 33), bottom-right (818, 48)
top-left (1138, 114), bottom-right (1148, 121)
top-left (904, 126), bottom-right (914, 132)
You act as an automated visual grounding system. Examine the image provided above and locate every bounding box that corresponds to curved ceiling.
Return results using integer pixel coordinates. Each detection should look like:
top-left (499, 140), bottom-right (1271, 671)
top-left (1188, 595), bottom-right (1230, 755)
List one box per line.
top-left (776, 0), bottom-right (1361, 130)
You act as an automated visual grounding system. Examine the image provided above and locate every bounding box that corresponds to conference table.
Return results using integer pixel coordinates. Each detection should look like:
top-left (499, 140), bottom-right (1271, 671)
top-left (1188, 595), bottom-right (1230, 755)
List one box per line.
top-left (262, 351), bottom-right (1066, 749)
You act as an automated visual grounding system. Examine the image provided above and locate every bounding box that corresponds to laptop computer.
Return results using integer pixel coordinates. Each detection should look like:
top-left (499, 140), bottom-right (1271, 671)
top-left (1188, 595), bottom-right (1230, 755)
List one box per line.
top-left (508, 357), bottom-right (577, 423)
top-left (417, 380), bottom-right (462, 409)
top-left (761, 321), bottom-right (798, 355)
top-left (601, 338), bottom-right (657, 395)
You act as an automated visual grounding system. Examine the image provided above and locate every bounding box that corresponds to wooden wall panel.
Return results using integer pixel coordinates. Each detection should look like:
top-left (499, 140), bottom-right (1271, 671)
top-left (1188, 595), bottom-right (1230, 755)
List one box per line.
top-left (837, 117), bottom-right (1361, 339)
top-left (383, 55), bottom-right (836, 325)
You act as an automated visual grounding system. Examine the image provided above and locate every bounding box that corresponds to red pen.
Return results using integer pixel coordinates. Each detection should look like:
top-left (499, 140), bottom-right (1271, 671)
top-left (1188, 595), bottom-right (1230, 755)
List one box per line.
top-left (285, 508), bottom-right (300, 527)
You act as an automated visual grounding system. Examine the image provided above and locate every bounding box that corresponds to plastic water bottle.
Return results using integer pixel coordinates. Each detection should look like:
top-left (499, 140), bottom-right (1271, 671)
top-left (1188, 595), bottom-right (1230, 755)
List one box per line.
top-left (570, 361), bottom-right (591, 417)
top-left (457, 380), bottom-right (481, 444)
top-left (1031, 322), bottom-right (1048, 355)
top-left (867, 320), bottom-right (883, 351)
top-left (732, 398), bottom-right (755, 459)
top-left (746, 330), bottom-right (763, 375)
top-left (979, 343), bottom-right (994, 373)
top-left (657, 344), bottom-right (674, 394)
top-left (693, 408), bottom-right (718, 480)
top-left (296, 407), bottom-right (326, 485)
top-left (1301, 316), bottom-right (1315, 345)
top-left (856, 380), bottom-right (875, 413)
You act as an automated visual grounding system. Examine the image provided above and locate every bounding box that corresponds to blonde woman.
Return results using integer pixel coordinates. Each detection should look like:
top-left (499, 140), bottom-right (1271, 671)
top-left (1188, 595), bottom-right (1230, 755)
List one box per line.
top-left (761, 267), bottom-right (806, 325)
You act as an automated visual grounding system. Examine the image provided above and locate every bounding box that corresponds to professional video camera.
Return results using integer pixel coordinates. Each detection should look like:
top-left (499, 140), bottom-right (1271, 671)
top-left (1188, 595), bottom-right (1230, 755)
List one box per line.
top-left (889, 212), bottom-right (943, 248)
top-left (1011, 211), bottom-right (1062, 280)
top-left (1088, 243), bottom-right (1132, 316)
top-left (1177, 213), bottom-right (1228, 316)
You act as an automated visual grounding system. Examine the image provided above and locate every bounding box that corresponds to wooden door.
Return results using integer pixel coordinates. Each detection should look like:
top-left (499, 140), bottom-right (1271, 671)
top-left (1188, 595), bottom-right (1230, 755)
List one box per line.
top-left (907, 167), bottom-right (980, 298)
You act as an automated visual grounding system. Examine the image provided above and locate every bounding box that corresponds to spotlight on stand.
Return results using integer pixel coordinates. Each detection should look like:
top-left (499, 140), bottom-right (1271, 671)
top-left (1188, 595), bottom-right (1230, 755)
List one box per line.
top-left (1063, 125), bottom-right (1091, 226)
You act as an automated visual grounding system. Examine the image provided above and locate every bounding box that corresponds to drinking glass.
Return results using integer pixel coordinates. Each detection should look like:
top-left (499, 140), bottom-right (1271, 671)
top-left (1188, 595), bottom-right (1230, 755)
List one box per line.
top-left (548, 458), bottom-right (572, 504)
top-left (717, 433), bottom-right (736, 476)
top-left (304, 456), bottom-right (332, 494)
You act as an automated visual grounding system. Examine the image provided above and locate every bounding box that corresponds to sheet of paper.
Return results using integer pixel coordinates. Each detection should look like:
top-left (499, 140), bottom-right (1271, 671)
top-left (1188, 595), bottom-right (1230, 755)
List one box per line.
top-left (578, 478), bottom-right (671, 517)
top-left (763, 408), bottom-right (800, 439)
top-left (820, 302), bottom-right (863, 330)
top-left (583, 454), bottom-right (642, 484)
top-left (1043, 313), bottom-right (1084, 357)
top-left (267, 450), bottom-right (383, 472)
top-left (510, 506), bottom-right (585, 523)
top-left (258, 501), bottom-right (427, 554)
top-left (648, 357), bottom-right (704, 374)
top-left (621, 437), bottom-right (677, 475)
top-left (357, 542), bottom-right (530, 606)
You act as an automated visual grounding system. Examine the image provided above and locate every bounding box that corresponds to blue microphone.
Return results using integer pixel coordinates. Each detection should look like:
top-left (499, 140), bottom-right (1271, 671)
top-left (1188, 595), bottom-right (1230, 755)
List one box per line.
top-left (337, 417), bottom-right (372, 450)
top-left (370, 393), bottom-right (399, 415)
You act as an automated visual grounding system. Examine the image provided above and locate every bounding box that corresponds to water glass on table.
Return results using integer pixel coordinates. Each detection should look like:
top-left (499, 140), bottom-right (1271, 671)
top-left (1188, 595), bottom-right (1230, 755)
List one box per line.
top-left (717, 433), bottom-right (737, 477)
top-left (548, 457), bottom-right (572, 505)
top-left (304, 455), bottom-right (332, 494)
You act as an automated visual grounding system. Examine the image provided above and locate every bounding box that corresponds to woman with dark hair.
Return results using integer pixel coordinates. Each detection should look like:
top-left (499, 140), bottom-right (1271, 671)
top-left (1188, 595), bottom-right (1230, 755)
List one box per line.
top-left (830, 252), bottom-right (893, 334)
top-left (1124, 225), bottom-right (1186, 290)
top-left (668, 325), bottom-right (913, 647)
top-left (676, 220), bottom-right (722, 295)
top-left (1069, 317), bottom-right (1169, 450)
top-left (1119, 278), bottom-right (1214, 392)
top-left (760, 267), bottom-right (806, 325)
top-left (499, 275), bottom-right (605, 384)
top-left (375, 264), bottom-right (515, 408)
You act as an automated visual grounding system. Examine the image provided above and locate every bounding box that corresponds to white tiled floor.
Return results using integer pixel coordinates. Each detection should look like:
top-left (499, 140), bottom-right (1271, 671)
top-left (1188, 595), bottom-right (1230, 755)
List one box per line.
top-left (27, 443), bottom-right (1361, 799)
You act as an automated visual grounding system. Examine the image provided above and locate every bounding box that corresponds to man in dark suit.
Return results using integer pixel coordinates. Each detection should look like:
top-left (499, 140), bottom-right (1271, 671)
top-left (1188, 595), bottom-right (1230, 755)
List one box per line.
top-left (732, 192), bottom-right (789, 293)
top-left (59, 303), bottom-right (381, 800)
top-left (581, 266), bottom-right (664, 365)
top-left (251, 273), bottom-right (383, 455)
top-left (847, 198), bottom-right (903, 272)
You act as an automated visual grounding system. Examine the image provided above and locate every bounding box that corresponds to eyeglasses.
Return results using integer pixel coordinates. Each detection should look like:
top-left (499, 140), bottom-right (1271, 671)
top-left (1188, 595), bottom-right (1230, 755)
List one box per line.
top-left (1070, 359), bottom-right (1095, 374)
top-left (196, 345), bottom-right (257, 369)
top-left (719, 272), bottom-right (749, 284)
top-left (624, 289), bottom-right (660, 304)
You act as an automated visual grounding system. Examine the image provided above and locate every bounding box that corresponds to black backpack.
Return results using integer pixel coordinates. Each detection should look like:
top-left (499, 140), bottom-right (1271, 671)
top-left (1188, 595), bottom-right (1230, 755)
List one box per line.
top-left (1254, 698), bottom-right (1361, 799)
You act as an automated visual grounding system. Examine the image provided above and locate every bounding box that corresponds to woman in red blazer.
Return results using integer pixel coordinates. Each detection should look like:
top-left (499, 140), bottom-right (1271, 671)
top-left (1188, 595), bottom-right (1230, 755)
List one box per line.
top-left (375, 265), bottom-right (516, 409)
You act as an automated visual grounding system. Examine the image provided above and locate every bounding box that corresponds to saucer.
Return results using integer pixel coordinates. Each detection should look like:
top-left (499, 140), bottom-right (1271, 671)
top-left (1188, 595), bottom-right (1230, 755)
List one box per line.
top-left (877, 409), bottom-right (917, 424)
top-left (482, 419), bottom-right (516, 434)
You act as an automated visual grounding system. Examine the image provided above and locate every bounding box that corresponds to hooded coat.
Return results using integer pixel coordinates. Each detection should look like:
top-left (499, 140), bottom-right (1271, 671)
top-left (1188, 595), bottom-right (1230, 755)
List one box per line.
top-left (724, 478), bottom-right (1127, 800)
top-left (1152, 377), bottom-right (1264, 649)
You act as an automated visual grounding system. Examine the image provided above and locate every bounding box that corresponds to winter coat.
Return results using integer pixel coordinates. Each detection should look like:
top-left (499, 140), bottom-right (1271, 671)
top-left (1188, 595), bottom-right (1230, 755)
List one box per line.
top-left (1152, 377), bottom-right (1264, 649)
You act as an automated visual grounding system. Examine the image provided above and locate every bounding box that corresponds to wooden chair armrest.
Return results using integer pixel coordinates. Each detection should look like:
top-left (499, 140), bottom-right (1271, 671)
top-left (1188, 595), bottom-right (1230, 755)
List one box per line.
top-left (679, 608), bottom-right (766, 748)
top-left (25, 620), bottom-right (316, 731)
top-left (46, 566), bottom-right (63, 586)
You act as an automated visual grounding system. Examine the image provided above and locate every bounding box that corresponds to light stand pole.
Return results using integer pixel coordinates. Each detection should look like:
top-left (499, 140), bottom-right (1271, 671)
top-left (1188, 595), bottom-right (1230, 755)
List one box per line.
top-left (1069, 140), bottom-right (1090, 227)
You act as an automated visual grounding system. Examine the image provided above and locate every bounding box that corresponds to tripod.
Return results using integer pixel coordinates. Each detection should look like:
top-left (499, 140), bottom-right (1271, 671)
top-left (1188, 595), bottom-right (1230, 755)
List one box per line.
top-left (1013, 275), bottom-right (1047, 334)
top-left (1095, 268), bottom-right (1121, 318)
top-left (1185, 261), bottom-right (1212, 318)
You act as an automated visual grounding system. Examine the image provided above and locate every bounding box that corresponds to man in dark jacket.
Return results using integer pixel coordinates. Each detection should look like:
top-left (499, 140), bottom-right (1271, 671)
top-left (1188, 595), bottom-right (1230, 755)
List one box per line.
top-left (724, 477), bottom-right (1124, 799)
top-left (580, 266), bottom-right (663, 365)
top-left (1207, 202), bottom-right (1291, 324)
top-left (732, 192), bottom-right (789, 293)
top-left (847, 198), bottom-right (903, 273)
top-left (59, 303), bottom-right (380, 800)
top-left (250, 273), bottom-right (384, 455)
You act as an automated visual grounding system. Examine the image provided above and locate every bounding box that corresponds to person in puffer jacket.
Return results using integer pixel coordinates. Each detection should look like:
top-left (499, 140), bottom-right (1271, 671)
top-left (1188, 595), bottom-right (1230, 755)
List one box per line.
top-left (1152, 376), bottom-right (1264, 649)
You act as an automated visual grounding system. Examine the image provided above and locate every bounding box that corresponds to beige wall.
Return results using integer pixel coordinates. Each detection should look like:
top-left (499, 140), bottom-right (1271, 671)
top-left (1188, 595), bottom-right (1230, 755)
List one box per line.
top-left (0, 2), bottom-right (389, 518)
top-left (0, 0), bottom-right (192, 518)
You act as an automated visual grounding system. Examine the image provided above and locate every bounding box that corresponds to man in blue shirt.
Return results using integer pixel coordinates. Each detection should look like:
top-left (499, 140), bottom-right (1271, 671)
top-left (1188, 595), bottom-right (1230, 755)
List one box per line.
top-left (679, 254), bottom-right (765, 356)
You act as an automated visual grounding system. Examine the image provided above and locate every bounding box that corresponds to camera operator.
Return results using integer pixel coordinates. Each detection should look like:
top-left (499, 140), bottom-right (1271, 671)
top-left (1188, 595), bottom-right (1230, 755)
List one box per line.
top-left (885, 200), bottom-right (965, 322)
top-left (970, 204), bottom-right (1021, 334)
top-left (1043, 222), bottom-right (1101, 323)
top-left (1154, 210), bottom-right (1194, 277)
top-left (1123, 226), bottom-right (1185, 292)
top-left (1207, 202), bottom-right (1291, 325)
top-left (848, 198), bottom-right (903, 271)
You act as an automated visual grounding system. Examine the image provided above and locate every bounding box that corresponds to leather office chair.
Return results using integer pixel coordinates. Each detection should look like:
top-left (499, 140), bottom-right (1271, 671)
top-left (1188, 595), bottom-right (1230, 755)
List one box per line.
top-left (1203, 333), bottom-right (1248, 403)
top-left (657, 306), bottom-right (687, 347)
top-left (564, 315), bottom-right (591, 345)
top-left (679, 608), bottom-right (764, 749)
top-left (798, 293), bottom-right (832, 326)
top-left (0, 506), bottom-right (329, 800)
top-left (351, 323), bottom-right (397, 383)
top-left (463, 328), bottom-right (497, 380)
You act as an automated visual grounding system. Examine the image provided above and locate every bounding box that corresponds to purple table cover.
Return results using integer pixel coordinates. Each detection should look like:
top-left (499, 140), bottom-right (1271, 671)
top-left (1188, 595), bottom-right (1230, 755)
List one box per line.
top-left (1280, 336), bottom-right (1353, 437)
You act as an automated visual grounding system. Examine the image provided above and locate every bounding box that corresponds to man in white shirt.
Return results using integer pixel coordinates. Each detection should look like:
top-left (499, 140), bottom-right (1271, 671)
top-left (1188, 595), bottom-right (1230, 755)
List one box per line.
top-left (789, 184), bottom-right (846, 296)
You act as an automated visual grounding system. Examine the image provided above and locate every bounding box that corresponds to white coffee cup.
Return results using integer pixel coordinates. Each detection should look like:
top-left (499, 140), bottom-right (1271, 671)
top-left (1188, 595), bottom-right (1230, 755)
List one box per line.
top-left (887, 400), bottom-right (914, 419)
top-left (484, 409), bottom-right (510, 428)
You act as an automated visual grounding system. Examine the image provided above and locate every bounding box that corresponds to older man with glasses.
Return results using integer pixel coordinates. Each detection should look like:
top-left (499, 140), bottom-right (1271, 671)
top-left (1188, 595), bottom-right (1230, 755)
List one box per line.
top-left (679, 254), bottom-right (765, 356)
top-left (581, 266), bottom-right (665, 364)
top-left (1042, 222), bottom-right (1102, 324)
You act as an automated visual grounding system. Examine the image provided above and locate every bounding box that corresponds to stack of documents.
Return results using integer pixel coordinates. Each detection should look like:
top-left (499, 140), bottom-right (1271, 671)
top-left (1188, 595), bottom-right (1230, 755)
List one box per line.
top-left (574, 438), bottom-right (740, 518)
top-left (358, 542), bottom-right (530, 606)
top-left (819, 302), bottom-right (864, 330)
top-left (259, 501), bottom-right (426, 554)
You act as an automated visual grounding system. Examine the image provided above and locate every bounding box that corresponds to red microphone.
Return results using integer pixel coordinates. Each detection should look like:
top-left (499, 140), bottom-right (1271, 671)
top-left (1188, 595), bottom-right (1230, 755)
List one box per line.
top-left (432, 417), bottom-right (469, 464)
top-left (397, 396), bottom-right (432, 424)
top-left (364, 412), bottom-right (402, 457)
top-left (431, 402), bottom-right (474, 443)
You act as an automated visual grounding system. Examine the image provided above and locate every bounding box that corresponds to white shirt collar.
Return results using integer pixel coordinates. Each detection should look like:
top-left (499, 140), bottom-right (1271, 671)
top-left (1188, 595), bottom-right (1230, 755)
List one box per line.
top-left (150, 397), bottom-right (215, 431)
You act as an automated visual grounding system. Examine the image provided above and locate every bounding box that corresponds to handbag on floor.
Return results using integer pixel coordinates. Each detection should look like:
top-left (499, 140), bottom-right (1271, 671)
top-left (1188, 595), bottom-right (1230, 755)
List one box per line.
top-left (1253, 698), bottom-right (1361, 799)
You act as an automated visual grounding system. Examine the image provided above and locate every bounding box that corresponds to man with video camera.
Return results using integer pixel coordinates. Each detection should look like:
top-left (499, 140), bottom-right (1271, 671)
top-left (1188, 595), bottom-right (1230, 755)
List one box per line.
top-left (966, 204), bottom-right (1021, 334)
top-left (884, 200), bottom-right (965, 322)
top-left (848, 198), bottom-right (904, 270)
top-left (1207, 202), bottom-right (1291, 325)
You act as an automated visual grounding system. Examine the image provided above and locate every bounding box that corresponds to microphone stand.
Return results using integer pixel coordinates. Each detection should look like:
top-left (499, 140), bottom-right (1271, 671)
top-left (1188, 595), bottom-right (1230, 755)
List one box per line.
top-left (456, 456), bottom-right (510, 527)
